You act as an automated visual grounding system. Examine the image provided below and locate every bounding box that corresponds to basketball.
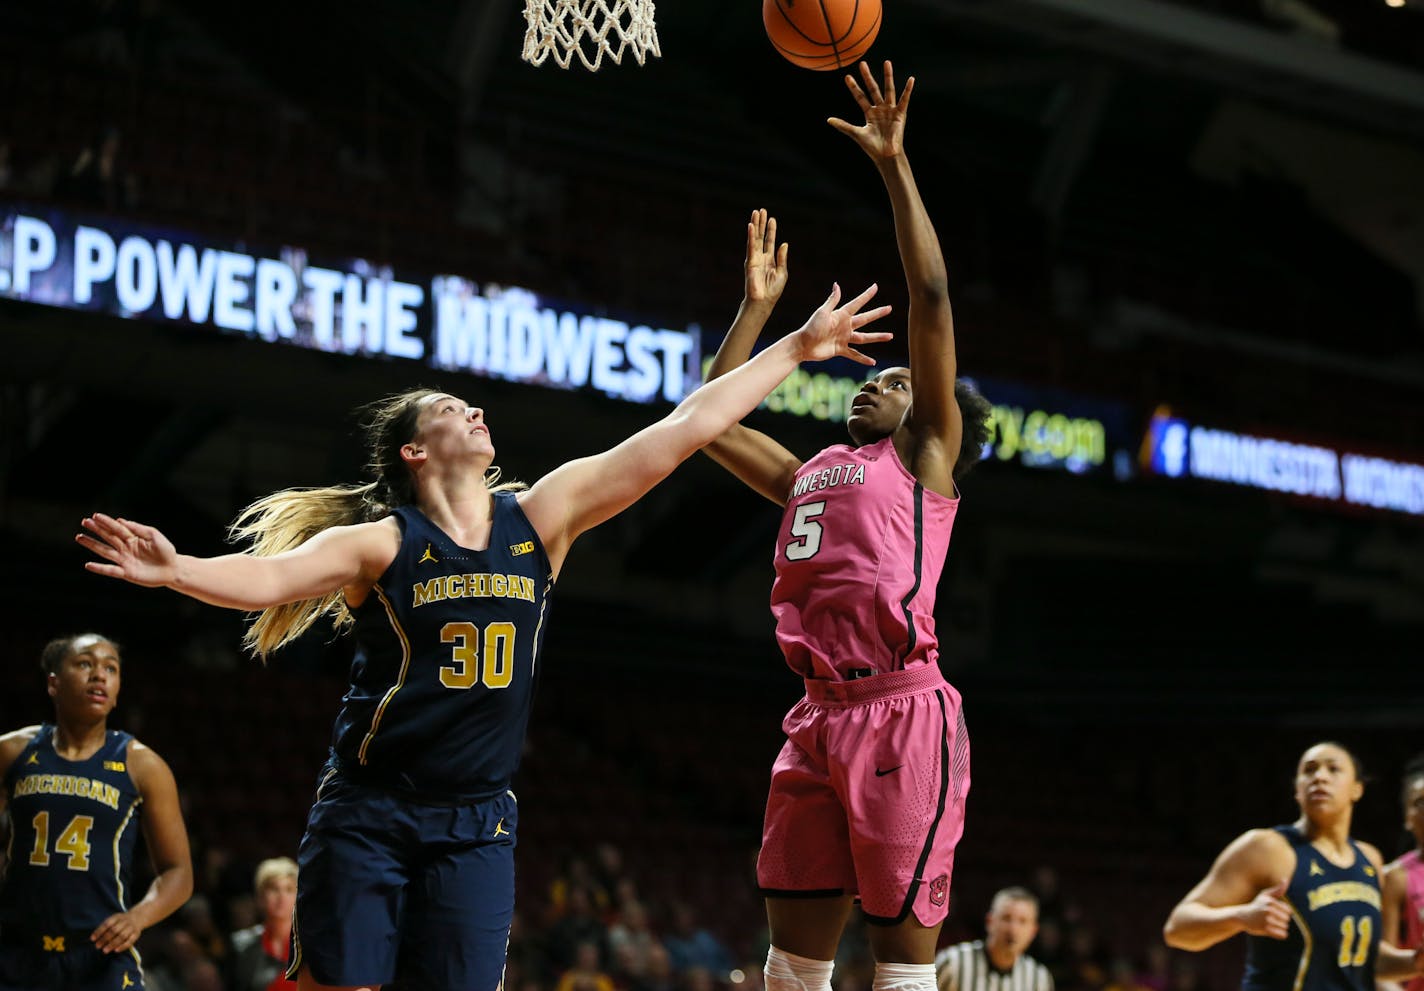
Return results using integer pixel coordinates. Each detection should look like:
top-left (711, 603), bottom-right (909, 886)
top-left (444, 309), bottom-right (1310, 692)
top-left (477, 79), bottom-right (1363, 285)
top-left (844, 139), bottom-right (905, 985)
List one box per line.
top-left (763, 0), bottom-right (882, 71)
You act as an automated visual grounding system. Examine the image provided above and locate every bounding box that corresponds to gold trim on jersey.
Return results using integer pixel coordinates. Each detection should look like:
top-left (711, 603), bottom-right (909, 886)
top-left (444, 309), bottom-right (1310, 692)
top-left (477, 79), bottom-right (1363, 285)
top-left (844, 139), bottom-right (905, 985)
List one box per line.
top-left (112, 797), bottom-right (142, 907)
top-left (528, 577), bottom-right (553, 673)
top-left (356, 584), bottom-right (413, 765)
top-left (287, 901), bottom-right (304, 981)
top-left (1286, 897), bottom-right (1313, 991)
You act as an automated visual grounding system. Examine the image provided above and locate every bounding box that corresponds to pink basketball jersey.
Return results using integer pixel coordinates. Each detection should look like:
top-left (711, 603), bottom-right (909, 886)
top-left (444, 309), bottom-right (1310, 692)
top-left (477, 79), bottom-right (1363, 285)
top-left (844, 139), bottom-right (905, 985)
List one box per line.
top-left (771, 434), bottom-right (958, 681)
top-left (1401, 849), bottom-right (1424, 991)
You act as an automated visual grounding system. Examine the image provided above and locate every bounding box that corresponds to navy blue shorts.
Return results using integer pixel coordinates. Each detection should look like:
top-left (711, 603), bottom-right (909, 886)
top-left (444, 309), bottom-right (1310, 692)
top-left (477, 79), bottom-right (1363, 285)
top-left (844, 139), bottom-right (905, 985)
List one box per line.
top-left (289, 767), bottom-right (519, 990)
top-left (0, 937), bottom-right (143, 991)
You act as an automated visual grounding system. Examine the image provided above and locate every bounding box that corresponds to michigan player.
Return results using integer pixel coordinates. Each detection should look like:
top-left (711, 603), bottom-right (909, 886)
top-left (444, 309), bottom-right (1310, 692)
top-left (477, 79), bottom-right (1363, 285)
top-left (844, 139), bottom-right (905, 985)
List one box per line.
top-left (702, 62), bottom-right (992, 991)
top-left (0, 634), bottom-right (193, 991)
top-left (1382, 754), bottom-right (1424, 991)
top-left (75, 285), bottom-right (893, 991)
top-left (1163, 742), bottom-right (1424, 990)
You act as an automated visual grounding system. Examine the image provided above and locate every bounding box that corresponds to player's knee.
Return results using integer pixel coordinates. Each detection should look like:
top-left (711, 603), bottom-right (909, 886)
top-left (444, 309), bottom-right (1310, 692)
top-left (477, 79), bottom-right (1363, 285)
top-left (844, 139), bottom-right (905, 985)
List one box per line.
top-left (765, 946), bottom-right (834, 991)
top-left (872, 961), bottom-right (936, 991)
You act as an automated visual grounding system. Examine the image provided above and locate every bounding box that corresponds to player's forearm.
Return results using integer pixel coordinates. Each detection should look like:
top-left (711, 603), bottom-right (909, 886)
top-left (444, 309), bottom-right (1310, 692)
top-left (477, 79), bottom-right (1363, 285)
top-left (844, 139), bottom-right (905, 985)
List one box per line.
top-left (1376, 942), bottom-right (1424, 981)
top-left (681, 332), bottom-right (803, 445)
top-left (707, 298), bottom-right (777, 382)
top-left (170, 553), bottom-right (307, 610)
top-left (128, 864), bottom-right (194, 931)
top-left (877, 153), bottom-right (950, 299)
top-left (1162, 902), bottom-right (1249, 951)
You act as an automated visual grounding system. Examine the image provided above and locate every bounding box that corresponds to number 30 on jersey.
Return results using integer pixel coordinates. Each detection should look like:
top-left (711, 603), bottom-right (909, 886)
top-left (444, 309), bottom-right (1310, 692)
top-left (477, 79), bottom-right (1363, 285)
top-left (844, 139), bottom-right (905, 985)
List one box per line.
top-left (439, 621), bottom-right (516, 690)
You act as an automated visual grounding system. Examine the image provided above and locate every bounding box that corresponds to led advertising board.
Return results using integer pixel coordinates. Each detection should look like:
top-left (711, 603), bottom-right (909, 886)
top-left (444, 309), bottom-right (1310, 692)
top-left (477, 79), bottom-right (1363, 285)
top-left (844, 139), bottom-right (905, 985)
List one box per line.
top-left (0, 203), bottom-right (699, 404)
top-left (1142, 408), bottom-right (1423, 517)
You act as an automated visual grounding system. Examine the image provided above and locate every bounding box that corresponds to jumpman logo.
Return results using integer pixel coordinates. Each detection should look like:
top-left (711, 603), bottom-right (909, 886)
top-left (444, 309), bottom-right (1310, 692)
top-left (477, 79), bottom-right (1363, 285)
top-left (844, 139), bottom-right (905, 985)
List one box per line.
top-left (419, 544), bottom-right (439, 564)
top-left (493, 818), bottom-right (510, 837)
top-left (1310, 860), bottom-right (1325, 877)
top-left (122, 973), bottom-right (136, 988)
top-left (26, 752), bottom-right (38, 764)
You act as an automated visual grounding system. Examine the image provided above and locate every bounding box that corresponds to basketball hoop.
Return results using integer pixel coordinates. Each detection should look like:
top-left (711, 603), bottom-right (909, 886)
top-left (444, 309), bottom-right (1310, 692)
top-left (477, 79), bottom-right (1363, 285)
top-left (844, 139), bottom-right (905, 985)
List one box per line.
top-left (522, 0), bottom-right (661, 71)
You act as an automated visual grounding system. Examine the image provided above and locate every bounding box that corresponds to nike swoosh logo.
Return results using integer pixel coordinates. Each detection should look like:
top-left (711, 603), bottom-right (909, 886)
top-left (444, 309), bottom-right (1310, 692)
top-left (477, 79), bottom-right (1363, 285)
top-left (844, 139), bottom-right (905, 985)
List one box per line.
top-left (874, 765), bottom-right (904, 777)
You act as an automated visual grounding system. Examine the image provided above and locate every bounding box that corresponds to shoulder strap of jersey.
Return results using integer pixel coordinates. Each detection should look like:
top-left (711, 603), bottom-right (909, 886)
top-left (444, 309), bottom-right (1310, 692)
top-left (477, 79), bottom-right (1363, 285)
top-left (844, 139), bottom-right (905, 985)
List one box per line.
top-left (104, 729), bottom-right (135, 763)
top-left (3, 725), bottom-right (51, 786)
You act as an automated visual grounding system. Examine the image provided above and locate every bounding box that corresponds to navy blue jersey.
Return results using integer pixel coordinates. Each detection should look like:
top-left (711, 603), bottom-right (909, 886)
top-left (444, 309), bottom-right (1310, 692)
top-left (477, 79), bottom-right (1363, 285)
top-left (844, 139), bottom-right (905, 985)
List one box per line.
top-left (329, 495), bottom-right (554, 798)
top-left (1244, 826), bottom-right (1382, 991)
top-left (0, 726), bottom-right (143, 933)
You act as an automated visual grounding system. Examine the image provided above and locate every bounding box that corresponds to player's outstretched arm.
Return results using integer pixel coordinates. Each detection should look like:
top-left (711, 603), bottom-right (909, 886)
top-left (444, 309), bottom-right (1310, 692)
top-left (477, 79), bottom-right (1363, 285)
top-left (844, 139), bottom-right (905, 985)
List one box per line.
top-left (1163, 829), bottom-right (1294, 951)
top-left (704, 209), bottom-right (808, 506)
top-left (91, 742), bottom-right (193, 954)
top-left (523, 283), bottom-right (892, 573)
top-left (77, 513), bottom-right (399, 610)
top-left (831, 61), bottom-right (960, 494)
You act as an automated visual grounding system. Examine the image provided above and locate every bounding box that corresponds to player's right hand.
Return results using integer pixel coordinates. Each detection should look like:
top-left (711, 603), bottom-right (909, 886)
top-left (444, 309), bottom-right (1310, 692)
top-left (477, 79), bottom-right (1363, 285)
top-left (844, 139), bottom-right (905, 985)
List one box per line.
top-left (1240, 879), bottom-right (1292, 940)
top-left (745, 208), bottom-right (789, 305)
top-left (77, 513), bottom-right (179, 588)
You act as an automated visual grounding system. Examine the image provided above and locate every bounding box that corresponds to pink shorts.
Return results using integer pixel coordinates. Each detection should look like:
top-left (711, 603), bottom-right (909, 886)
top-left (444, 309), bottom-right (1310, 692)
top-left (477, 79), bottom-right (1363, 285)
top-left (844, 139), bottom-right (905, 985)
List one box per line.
top-left (756, 665), bottom-right (970, 927)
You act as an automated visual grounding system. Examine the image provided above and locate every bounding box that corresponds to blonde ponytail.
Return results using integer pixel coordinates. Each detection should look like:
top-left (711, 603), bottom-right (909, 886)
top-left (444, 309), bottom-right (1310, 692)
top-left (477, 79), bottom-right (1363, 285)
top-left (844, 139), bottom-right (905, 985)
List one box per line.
top-left (229, 482), bottom-right (384, 660)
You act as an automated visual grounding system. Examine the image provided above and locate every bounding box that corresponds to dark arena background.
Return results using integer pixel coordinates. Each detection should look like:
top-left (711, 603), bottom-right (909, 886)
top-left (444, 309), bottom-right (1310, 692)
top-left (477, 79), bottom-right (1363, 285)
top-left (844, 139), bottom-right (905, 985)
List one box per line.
top-left (2, 2), bottom-right (1422, 990)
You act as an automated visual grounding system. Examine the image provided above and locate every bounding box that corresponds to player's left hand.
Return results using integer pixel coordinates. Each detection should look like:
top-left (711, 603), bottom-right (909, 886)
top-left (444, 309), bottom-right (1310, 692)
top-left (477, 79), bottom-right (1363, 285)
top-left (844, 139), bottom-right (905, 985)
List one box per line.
top-left (794, 282), bottom-right (893, 364)
top-left (828, 60), bottom-right (913, 161)
top-left (91, 911), bottom-right (142, 954)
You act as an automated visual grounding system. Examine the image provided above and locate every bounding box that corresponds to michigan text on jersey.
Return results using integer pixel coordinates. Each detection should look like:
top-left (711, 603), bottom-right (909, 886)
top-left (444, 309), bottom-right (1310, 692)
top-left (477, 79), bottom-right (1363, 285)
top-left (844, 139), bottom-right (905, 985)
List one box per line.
top-left (11, 773), bottom-right (122, 810)
top-left (1307, 881), bottom-right (1382, 912)
top-left (412, 573), bottom-right (537, 608)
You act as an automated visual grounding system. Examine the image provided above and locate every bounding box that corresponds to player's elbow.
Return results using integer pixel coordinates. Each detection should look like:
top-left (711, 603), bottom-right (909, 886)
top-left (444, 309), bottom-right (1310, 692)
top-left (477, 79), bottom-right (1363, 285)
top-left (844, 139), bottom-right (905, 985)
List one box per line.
top-left (1162, 913), bottom-right (1192, 951)
top-left (912, 276), bottom-right (951, 303)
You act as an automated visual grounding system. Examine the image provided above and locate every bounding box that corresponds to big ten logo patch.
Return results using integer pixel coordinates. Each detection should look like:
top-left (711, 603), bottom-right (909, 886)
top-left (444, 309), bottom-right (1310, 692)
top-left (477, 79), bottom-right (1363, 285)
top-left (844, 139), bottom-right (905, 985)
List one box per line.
top-left (509, 541), bottom-right (535, 557)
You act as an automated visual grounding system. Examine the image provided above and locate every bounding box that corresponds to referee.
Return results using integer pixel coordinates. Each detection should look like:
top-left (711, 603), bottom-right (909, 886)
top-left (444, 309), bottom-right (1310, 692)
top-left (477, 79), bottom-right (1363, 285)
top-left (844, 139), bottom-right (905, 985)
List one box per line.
top-left (934, 887), bottom-right (1054, 991)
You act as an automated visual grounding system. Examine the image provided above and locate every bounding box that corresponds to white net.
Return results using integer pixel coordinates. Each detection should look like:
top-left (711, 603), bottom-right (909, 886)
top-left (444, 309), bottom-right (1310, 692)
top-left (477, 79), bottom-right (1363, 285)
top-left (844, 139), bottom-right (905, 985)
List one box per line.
top-left (522, 0), bottom-right (661, 71)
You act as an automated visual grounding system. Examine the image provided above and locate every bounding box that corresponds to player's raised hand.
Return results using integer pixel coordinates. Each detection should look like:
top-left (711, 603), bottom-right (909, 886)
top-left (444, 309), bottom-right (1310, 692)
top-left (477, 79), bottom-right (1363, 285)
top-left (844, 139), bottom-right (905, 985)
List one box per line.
top-left (77, 513), bottom-right (179, 588)
top-left (745, 208), bottom-right (789, 305)
top-left (1240, 880), bottom-right (1292, 940)
top-left (828, 60), bottom-right (914, 161)
top-left (793, 282), bottom-right (893, 365)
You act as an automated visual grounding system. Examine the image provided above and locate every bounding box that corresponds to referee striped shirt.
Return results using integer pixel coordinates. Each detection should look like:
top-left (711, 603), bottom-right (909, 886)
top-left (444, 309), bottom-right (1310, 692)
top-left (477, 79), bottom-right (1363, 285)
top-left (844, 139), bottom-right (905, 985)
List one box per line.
top-left (934, 940), bottom-right (1054, 991)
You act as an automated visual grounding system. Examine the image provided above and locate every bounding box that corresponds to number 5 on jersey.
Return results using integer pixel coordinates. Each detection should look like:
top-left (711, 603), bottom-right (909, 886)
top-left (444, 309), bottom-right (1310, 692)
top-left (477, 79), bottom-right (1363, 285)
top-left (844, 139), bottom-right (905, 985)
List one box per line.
top-left (785, 501), bottom-right (826, 561)
top-left (440, 621), bottom-right (516, 690)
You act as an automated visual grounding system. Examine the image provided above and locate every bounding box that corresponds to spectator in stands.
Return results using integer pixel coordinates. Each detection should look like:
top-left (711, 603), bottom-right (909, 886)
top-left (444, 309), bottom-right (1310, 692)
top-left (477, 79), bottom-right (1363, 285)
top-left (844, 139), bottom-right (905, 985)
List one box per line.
top-left (1163, 741), bottom-right (1424, 989)
top-left (630, 942), bottom-right (679, 991)
top-left (552, 855), bottom-right (611, 919)
top-left (229, 856), bottom-right (298, 991)
top-left (0, 633), bottom-right (194, 991)
top-left (664, 902), bottom-right (733, 977)
top-left (557, 940), bottom-right (616, 991)
top-left (178, 895), bottom-right (230, 975)
top-left (593, 843), bottom-right (627, 904)
top-left (76, 286), bottom-right (890, 991)
top-left (548, 885), bottom-right (610, 971)
top-left (607, 900), bottom-right (661, 978)
top-left (934, 887), bottom-right (1053, 991)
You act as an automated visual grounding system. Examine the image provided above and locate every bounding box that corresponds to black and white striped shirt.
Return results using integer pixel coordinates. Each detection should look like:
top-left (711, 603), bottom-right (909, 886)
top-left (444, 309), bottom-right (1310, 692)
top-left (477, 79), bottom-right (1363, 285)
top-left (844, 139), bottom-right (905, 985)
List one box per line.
top-left (934, 940), bottom-right (1054, 991)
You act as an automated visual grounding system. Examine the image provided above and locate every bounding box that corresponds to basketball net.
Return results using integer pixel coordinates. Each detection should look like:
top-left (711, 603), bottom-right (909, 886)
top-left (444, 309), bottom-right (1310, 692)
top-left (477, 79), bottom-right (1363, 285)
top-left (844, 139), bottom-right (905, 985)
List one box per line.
top-left (522, 0), bottom-right (661, 71)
